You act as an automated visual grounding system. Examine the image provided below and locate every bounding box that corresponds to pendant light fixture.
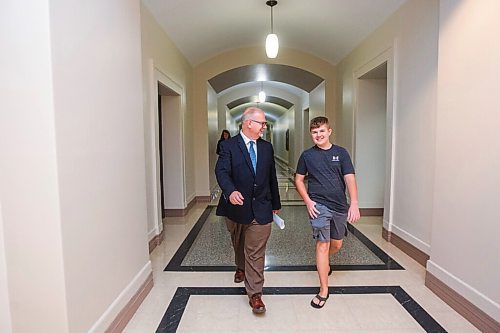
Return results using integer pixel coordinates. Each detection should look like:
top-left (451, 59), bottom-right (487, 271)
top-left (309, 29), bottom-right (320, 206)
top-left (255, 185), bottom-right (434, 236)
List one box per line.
top-left (258, 81), bottom-right (266, 103)
top-left (265, 0), bottom-right (279, 58)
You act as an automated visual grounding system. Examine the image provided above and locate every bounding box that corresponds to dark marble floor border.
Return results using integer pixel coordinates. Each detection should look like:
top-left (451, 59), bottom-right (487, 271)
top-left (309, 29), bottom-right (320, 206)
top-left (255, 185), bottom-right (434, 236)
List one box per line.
top-left (164, 207), bottom-right (404, 272)
top-left (156, 286), bottom-right (446, 333)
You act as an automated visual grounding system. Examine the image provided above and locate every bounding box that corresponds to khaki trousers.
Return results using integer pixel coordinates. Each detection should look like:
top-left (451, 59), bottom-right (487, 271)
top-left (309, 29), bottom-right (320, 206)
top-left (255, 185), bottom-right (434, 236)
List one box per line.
top-left (225, 218), bottom-right (272, 297)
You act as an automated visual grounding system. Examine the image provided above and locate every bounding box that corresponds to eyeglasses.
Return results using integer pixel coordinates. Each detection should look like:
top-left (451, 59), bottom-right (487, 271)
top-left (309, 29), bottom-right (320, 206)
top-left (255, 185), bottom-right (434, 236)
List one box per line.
top-left (249, 119), bottom-right (268, 127)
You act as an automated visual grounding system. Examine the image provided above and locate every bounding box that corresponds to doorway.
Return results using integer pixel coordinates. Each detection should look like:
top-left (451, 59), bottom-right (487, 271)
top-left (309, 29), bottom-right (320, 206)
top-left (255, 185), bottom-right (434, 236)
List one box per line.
top-left (157, 83), bottom-right (185, 214)
top-left (356, 62), bottom-right (387, 213)
top-left (353, 47), bottom-right (395, 229)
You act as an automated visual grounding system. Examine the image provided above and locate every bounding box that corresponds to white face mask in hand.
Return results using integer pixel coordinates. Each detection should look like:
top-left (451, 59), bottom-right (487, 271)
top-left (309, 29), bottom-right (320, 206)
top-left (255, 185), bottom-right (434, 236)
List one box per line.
top-left (273, 213), bottom-right (285, 229)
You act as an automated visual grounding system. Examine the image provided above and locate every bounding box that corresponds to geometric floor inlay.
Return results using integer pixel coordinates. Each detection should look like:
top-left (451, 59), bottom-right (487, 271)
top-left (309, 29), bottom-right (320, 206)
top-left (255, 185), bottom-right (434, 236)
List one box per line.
top-left (165, 207), bottom-right (404, 272)
top-left (156, 286), bottom-right (446, 333)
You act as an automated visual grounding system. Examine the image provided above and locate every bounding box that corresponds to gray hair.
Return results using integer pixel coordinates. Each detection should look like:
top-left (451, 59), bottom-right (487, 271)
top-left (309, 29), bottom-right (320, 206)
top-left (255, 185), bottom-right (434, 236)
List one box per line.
top-left (241, 107), bottom-right (263, 122)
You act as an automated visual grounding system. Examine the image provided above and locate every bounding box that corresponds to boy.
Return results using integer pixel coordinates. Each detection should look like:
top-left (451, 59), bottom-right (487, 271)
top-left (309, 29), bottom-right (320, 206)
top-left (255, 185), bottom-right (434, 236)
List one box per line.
top-left (295, 116), bottom-right (360, 309)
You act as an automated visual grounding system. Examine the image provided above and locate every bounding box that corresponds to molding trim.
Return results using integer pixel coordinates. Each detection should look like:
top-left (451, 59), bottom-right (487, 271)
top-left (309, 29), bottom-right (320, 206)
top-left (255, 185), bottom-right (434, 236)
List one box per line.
top-left (89, 262), bottom-right (153, 333)
top-left (164, 197), bottom-right (196, 217)
top-left (163, 208), bottom-right (187, 217)
top-left (148, 229), bottom-right (164, 253)
top-left (425, 272), bottom-right (500, 333)
top-left (382, 227), bottom-right (390, 242)
top-left (427, 260), bottom-right (499, 325)
top-left (359, 208), bottom-right (383, 216)
top-left (195, 195), bottom-right (211, 202)
top-left (164, 196), bottom-right (210, 217)
top-left (105, 272), bottom-right (154, 333)
top-left (390, 224), bottom-right (431, 253)
top-left (382, 227), bottom-right (429, 267)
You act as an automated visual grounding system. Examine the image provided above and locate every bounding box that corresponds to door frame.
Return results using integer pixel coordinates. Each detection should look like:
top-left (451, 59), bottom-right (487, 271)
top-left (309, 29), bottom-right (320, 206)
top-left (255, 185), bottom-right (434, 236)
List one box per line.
top-left (146, 59), bottom-right (187, 238)
top-left (352, 46), bottom-right (396, 231)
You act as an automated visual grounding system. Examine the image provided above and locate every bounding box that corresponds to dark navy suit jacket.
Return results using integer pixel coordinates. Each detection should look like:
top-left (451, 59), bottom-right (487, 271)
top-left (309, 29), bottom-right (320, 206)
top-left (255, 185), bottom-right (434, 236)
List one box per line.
top-left (215, 134), bottom-right (281, 224)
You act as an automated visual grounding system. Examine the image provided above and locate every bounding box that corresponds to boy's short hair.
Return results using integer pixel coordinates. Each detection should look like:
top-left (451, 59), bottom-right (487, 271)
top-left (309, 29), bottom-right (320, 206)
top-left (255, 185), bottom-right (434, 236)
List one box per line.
top-left (310, 116), bottom-right (330, 131)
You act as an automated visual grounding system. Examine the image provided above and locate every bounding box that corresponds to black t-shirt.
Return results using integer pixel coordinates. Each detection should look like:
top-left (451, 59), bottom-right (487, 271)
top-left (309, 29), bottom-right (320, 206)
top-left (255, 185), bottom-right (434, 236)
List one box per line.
top-left (296, 145), bottom-right (355, 213)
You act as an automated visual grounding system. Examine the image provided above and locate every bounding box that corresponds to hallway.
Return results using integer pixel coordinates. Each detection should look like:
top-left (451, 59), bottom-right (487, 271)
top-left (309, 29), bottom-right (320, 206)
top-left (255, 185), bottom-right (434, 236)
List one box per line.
top-left (3, 1), bottom-right (500, 332)
top-left (123, 167), bottom-right (476, 332)
top-left (124, 201), bottom-right (478, 332)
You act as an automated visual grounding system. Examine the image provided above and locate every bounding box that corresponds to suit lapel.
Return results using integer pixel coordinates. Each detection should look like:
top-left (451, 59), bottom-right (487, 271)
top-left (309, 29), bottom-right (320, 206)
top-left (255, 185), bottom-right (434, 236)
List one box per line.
top-left (237, 135), bottom-right (255, 177)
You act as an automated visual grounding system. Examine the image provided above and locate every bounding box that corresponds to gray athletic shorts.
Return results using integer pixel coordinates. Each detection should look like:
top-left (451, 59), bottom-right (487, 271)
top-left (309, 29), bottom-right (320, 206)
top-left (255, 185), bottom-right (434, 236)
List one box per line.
top-left (310, 203), bottom-right (348, 242)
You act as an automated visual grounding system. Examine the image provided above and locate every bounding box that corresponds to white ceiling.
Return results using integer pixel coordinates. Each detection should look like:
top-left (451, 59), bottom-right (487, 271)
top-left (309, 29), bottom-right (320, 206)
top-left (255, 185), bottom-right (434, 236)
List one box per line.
top-left (143, 0), bottom-right (407, 66)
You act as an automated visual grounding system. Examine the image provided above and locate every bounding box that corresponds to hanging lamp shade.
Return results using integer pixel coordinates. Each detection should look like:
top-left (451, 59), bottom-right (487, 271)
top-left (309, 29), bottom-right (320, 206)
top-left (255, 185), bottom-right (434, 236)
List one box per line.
top-left (265, 33), bottom-right (279, 58)
top-left (265, 0), bottom-right (279, 59)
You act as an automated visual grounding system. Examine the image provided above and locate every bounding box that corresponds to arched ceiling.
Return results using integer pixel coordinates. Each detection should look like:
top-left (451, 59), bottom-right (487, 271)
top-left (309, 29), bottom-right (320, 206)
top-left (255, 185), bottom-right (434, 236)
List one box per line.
top-left (227, 96), bottom-right (293, 110)
top-left (145, 0), bottom-right (406, 124)
top-left (143, 0), bottom-right (407, 66)
top-left (230, 103), bottom-right (289, 123)
top-left (217, 81), bottom-right (307, 122)
top-left (208, 64), bottom-right (324, 93)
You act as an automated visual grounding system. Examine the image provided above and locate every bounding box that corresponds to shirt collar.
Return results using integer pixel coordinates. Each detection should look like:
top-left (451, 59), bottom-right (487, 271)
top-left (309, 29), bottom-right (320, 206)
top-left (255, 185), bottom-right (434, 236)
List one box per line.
top-left (240, 131), bottom-right (255, 146)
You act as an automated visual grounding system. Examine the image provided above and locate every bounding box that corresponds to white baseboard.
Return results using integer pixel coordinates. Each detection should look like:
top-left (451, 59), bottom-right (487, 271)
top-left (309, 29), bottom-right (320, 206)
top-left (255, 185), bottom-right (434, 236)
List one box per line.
top-left (427, 260), bottom-right (500, 321)
top-left (389, 224), bottom-right (431, 253)
top-left (88, 261), bottom-right (152, 333)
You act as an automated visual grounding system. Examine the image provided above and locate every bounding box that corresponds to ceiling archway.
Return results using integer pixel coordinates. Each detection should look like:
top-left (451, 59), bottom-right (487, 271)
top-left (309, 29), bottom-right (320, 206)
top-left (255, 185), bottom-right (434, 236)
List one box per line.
top-left (208, 64), bottom-right (324, 94)
top-left (227, 95), bottom-right (293, 110)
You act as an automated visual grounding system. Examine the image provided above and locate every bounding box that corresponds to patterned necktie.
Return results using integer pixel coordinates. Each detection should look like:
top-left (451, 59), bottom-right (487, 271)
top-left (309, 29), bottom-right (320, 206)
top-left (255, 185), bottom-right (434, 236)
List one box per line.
top-left (249, 141), bottom-right (257, 173)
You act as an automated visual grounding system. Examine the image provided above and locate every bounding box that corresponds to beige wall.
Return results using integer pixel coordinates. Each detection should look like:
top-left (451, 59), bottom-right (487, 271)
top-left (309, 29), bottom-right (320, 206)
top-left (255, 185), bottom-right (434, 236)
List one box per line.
top-left (0, 203), bottom-right (12, 333)
top-left (50, 0), bottom-right (150, 331)
top-left (194, 48), bottom-right (336, 197)
top-left (336, 0), bottom-right (439, 253)
top-left (1, 1), bottom-right (69, 331)
top-left (309, 81), bottom-right (326, 125)
top-left (141, 4), bottom-right (195, 236)
top-left (429, 0), bottom-right (500, 320)
top-left (2, 0), bottom-right (152, 332)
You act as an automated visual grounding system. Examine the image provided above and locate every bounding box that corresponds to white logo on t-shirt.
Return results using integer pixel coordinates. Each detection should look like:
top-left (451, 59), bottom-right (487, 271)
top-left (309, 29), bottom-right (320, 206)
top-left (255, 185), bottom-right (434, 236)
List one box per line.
top-left (332, 155), bottom-right (339, 162)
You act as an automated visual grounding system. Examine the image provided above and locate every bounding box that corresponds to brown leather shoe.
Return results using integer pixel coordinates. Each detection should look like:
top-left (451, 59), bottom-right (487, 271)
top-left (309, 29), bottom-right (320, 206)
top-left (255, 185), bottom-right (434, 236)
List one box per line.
top-left (248, 294), bottom-right (266, 314)
top-left (234, 269), bottom-right (245, 283)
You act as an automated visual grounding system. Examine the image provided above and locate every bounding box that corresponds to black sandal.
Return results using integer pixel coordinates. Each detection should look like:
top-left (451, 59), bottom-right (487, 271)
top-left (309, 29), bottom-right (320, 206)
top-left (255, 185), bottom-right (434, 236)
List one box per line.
top-left (310, 294), bottom-right (329, 309)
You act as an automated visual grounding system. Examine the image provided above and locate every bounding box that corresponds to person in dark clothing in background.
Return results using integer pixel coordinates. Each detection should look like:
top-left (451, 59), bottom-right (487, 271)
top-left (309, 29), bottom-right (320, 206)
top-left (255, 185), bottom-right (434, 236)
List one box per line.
top-left (216, 129), bottom-right (231, 155)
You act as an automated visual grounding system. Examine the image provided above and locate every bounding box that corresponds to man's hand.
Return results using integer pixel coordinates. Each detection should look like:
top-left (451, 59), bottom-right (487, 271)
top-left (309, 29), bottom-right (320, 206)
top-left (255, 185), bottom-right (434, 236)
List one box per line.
top-left (306, 200), bottom-right (320, 219)
top-left (347, 202), bottom-right (360, 223)
top-left (272, 210), bottom-right (280, 215)
top-left (229, 191), bottom-right (244, 205)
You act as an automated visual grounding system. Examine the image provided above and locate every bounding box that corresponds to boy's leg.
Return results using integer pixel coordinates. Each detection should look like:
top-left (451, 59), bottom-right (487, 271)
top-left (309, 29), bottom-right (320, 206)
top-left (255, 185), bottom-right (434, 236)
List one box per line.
top-left (329, 239), bottom-right (343, 255)
top-left (310, 203), bottom-right (332, 306)
top-left (328, 210), bottom-right (348, 258)
top-left (328, 239), bottom-right (343, 275)
top-left (314, 240), bottom-right (330, 304)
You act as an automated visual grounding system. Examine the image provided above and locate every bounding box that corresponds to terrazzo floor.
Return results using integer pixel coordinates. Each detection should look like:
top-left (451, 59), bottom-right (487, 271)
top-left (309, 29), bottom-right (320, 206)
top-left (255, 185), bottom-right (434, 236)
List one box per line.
top-left (165, 206), bottom-right (405, 271)
top-left (124, 165), bottom-right (480, 332)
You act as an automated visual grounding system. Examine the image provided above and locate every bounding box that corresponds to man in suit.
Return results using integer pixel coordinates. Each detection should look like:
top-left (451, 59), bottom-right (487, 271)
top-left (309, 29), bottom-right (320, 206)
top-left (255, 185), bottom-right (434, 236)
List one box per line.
top-left (215, 107), bottom-right (281, 314)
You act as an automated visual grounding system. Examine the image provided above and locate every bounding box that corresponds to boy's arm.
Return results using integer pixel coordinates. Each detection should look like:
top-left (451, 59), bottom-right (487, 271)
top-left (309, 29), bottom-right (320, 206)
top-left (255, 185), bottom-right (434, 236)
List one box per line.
top-left (295, 173), bottom-right (319, 218)
top-left (344, 174), bottom-right (360, 223)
